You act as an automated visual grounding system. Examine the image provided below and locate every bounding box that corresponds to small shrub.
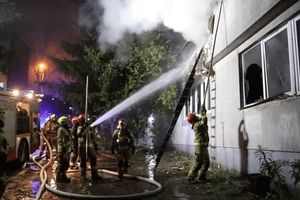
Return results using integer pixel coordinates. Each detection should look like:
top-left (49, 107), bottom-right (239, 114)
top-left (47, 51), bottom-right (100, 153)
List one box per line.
top-left (255, 145), bottom-right (290, 198)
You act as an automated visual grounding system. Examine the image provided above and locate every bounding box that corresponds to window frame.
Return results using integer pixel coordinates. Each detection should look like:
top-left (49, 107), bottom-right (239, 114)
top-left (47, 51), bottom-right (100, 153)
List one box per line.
top-left (292, 15), bottom-right (300, 94)
top-left (241, 43), bottom-right (265, 106)
top-left (261, 24), bottom-right (295, 97)
top-left (240, 15), bottom-right (300, 108)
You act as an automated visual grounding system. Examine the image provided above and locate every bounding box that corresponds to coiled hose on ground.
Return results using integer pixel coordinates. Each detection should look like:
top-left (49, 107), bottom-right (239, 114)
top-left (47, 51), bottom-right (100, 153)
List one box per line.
top-left (33, 132), bottom-right (163, 199)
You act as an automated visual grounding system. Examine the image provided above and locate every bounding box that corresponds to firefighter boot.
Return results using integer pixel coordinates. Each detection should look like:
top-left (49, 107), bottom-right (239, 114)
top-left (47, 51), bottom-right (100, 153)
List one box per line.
top-left (91, 168), bottom-right (102, 181)
top-left (56, 173), bottom-right (70, 183)
top-left (80, 169), bottom-right (87, 181)
top-left (118, 168), bottom-right (124, 179)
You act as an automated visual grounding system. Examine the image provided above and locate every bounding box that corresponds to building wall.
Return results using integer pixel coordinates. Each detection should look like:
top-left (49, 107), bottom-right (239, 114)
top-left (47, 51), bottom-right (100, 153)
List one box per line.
top-left (172, 0), bottom-right (300, 187)
top-left (214, 0), bottom-right (279, 55)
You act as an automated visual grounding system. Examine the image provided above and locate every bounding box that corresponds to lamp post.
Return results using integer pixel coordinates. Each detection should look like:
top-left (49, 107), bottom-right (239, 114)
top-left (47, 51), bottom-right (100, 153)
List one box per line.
top-left (35, 62), bottom-right (47, 94)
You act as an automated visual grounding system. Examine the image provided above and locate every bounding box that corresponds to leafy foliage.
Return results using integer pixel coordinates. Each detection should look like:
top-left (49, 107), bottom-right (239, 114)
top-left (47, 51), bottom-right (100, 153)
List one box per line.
top-left (0, 45), bottom-right (14, 75)
top-left (0, 0), bottom-right (20, 28)
top-left (255, 145), bottom-right (290, 198)
top-left (290, 159), bottom-right (300, 186)
top-left (0, 0), bottom-right (19, 75)
top-left (52, 28), bottom-right (186, 140)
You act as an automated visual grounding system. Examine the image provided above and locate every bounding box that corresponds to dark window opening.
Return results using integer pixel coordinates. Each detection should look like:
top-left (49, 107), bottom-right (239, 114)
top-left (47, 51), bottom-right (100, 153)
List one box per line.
top-left (17, 105), bottom-right (30, 134)
top-left (242, 43), bottom-right (263, 106)
top-left (245, 63), bottom-right (263, 104)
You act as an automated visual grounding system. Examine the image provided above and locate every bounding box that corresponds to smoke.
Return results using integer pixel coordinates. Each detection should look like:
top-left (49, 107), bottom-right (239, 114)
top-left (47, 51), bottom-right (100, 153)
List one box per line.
top-left (79, 0), bottom-right (219, 126)
top-left (79, 0), bottom-right (217, 47)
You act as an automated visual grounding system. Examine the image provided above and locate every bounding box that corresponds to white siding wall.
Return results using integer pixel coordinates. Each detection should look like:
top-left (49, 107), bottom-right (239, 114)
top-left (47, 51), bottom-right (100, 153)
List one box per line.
top-left (215, 0), bottom-right (279, 54)
top-left (172, 0), bottom-right (300, 187)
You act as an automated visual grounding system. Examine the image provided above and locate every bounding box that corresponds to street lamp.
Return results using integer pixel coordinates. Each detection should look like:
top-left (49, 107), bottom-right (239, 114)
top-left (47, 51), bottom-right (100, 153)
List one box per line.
top-left (35, 62), bottom-right (47, 93)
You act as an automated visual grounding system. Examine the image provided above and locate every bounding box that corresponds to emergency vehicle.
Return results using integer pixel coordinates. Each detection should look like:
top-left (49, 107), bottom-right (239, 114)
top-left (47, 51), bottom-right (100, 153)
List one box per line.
top-left (0, 90), bottom-right (41, 165)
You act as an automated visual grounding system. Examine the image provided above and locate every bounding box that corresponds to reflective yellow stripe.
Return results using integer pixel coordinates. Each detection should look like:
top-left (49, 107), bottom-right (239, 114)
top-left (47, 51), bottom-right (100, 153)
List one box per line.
top-left (194, 142), bottom-right (208, 146)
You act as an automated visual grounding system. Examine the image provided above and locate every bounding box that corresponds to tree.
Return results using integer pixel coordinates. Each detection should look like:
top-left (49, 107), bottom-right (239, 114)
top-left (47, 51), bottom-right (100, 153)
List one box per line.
top-left (0, 45), bottom-right (14, 75)
top-left (53, 28), bottom-right (186, 142)
top-left (0, 0), bottom-right (20, 29)
top-left (0, 0), bottom-right (20, 75)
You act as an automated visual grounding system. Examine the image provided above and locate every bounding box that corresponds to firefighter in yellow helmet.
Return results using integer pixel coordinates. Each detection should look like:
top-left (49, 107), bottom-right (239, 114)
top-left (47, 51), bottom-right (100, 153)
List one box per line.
top-left (56, 116), bottom-right (71, 182)
top-left (111, 118), bottom-right (135, 179)
top-left (43, 114), bottom-right (59, 152)
top-left (186, 106), bottom-right (210, 183)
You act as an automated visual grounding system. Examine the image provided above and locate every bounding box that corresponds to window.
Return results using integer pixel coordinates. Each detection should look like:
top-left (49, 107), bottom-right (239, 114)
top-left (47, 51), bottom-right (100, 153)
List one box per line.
top-left (184, 81), bottom-right (208, 119)
top-left (264, 28), bottom-right (292, 97)
top-left (185, 97), bottom-right (190, 116)
top-left (242, 44), bottom-right (263, 105)
top-left (191, 88), bottom-right (195, 112)
top-left (197, 84), bottom-right (201, 111)
top-left (16, 104), bottom-right (30, 134)
top-left (295, 17), bottom-right (300, 93)
top-left (241, 16), bottom-right (300, 107)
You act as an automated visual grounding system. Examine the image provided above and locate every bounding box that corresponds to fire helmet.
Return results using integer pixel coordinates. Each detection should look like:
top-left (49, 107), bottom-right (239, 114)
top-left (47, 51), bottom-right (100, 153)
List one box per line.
top-left (117, 118), bottom-right (127, 128)
top-left (71, 116), bottom-right (79, 125)
top-left (78, 114), bottom-right (85, 123)
top-left (118, 118), bottom-right (127, 125)
top-left (58, 116), bottom-right (68, 125)
top-left (187, 112), bottom-right (198, 124)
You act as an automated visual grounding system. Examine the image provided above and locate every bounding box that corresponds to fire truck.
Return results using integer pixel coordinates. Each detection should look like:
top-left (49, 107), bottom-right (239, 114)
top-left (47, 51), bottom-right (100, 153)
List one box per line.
top-left (0, 90), bottom-right (41, 165)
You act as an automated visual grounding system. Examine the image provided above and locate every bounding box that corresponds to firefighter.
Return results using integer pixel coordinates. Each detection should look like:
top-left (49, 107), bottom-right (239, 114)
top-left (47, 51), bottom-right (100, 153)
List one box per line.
top-left (77, 114), bottom-right (102, 181)
top-left (0, 111), bottom-right (8, 197)
top-left (69, 116), bottom-right (79, 169)
top-left (56, 116), bottom-right (71, 183)
top-left (186, 106), bottom-right (210, 183)
top-left (111, 118), bottom-right (135, 179)
top-left (44, 114), bottom-right (59, 152)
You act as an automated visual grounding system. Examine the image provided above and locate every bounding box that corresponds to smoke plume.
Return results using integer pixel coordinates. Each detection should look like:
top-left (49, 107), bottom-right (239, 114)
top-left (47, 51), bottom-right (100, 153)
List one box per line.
top-left (79, 0), bottom-right (217, 47)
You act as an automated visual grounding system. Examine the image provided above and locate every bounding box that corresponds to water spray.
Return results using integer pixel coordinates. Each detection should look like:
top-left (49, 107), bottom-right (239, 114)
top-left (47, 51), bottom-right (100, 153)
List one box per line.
top-left (91, 42), bottom-right (195, 127)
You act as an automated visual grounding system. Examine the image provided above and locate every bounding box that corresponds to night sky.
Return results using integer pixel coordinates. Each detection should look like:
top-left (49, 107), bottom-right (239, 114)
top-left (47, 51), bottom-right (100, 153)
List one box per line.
top-left (12, 0), bottom-right (83, 91)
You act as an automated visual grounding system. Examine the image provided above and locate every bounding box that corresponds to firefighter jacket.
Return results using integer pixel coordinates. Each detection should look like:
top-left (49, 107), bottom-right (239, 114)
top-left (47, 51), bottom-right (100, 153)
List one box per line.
top-left (70, 124), bottom-right (78, 146)
top-left (193, 114), bottom-right (209, 149)
top-left (111, 128), bottom-right (135, 153)
top-left (77, 125), bottom-right (97, 149)
top-left (57, 125), bottom-right (71, 154)
top-left (44, 120), bottom-right (59, 136)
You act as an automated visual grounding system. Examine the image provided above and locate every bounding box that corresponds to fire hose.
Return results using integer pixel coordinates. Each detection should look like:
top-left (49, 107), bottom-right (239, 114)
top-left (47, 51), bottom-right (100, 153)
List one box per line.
top-left (33, 132), bottom-right (163, 199)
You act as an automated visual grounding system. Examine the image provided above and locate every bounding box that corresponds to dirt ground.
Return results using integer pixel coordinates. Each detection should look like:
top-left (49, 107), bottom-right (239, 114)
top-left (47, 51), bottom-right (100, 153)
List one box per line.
top-left (2, 148), bottom-right (296, 200)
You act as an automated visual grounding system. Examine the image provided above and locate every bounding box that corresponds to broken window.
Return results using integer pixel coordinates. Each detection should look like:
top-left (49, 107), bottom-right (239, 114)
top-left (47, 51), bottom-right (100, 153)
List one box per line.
top-left (265, 28), bottom-right (292, 97)
top-left (240, 14), bottom-right (300, 107)
top-left (242, 44), bottom-right (263, 105)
